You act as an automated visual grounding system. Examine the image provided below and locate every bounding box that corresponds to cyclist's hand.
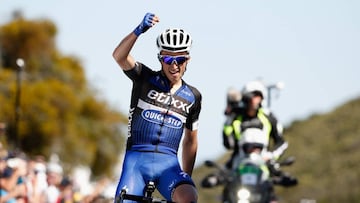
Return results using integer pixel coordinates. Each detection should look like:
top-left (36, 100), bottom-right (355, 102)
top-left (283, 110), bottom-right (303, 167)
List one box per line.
top-left (133, 13), bottom-right (159, 36)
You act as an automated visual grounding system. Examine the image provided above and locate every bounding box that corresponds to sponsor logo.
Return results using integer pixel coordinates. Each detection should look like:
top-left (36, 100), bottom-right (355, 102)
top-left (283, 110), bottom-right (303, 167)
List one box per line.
top-left (168, 180), bottom-right (176, 191)
top-left (142, 109), bottom-right (183, 129)
top-left (179, 171), bottom-right (189, 178)
top-left (127, 107), bottom-right (135, 137)
top-left (147, 90), bottom-right (193, 113)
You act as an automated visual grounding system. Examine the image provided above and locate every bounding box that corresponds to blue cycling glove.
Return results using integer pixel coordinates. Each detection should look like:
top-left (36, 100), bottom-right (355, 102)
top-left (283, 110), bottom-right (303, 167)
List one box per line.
top-left (133, 13), bottom-right (155, 37)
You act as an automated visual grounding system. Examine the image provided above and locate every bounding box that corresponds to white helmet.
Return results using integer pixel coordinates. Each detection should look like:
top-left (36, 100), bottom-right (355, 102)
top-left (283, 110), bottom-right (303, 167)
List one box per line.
top-left (242, 80), bottom-right (267, 99)
top-left (156, 28), bottom-right (192, 53)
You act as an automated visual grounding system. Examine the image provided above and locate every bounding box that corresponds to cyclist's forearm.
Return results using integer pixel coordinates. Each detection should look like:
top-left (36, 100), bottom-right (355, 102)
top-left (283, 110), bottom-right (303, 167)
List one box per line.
top-left (182, 129), bottom-right (198, 176)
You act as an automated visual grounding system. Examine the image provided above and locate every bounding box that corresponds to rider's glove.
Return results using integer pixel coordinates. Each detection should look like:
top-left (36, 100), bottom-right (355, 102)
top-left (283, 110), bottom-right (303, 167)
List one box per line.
top-left (262, 151), bottom-right (274, 161)
top-left (133, 13), bottom-right (155, 37)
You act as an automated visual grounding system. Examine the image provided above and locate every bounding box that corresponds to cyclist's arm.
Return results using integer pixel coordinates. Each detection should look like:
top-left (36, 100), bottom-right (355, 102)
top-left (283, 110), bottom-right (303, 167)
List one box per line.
top-left (112, 32), bottom-right (137, 71)
top-left (113, 13), bottom-right (159, 71)
top-left (182, 128), bottom-right (198, 176)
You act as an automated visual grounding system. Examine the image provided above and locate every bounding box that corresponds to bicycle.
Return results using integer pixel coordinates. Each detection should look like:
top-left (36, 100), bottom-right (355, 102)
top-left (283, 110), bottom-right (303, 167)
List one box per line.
top-left (115, 181), bottom-right (175, 203)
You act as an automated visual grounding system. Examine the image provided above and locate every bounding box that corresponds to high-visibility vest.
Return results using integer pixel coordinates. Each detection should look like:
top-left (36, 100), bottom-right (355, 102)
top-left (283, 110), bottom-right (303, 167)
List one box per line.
top-left (223, 108), bottom-right (272, 144)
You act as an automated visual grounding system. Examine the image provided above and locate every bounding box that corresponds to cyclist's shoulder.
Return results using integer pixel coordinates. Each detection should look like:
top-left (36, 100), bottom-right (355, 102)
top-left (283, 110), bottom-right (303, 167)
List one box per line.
top-left (180, 80), bottom-right (202, 100)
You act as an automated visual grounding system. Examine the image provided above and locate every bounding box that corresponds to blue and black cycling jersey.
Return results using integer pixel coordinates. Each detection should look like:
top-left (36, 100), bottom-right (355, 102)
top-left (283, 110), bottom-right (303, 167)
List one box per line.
top-left (124, 62), bottom-right (202, 154)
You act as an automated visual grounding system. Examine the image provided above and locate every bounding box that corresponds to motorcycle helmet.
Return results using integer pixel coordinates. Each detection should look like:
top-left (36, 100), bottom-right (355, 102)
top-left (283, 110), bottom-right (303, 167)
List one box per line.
top-left (241, 80), bottom-right (267, 99)
top-left (241, 80), bottom-right (268, 108)
top-left (156, 28), bottom-right (192, 53)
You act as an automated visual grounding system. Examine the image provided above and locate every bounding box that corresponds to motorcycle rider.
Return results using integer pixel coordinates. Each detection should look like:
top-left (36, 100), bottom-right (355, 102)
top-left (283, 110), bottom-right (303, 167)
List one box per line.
top-left (202, 80), bottom-right (297, 190)
top-left (222, 80), bottom-right (288, 170)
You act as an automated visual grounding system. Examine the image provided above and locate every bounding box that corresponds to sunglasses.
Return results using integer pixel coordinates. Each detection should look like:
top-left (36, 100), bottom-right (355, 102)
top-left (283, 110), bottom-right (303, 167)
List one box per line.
top-left (158, 55), bottom-right (189, 65)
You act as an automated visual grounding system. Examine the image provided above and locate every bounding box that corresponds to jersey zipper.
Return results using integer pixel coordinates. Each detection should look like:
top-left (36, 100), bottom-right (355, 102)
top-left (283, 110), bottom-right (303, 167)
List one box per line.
top-left (155, 92), bottom-right (173, 152)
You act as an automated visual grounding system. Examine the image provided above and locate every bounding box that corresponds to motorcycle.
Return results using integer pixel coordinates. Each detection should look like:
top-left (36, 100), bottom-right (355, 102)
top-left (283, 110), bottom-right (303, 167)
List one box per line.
top-left (201, 153), bottom-right (297, 203)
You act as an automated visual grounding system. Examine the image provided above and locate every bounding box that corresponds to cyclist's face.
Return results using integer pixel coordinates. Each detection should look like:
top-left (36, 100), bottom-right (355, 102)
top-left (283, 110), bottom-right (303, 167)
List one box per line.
top-left (159, 51), bottom-right (190, 85)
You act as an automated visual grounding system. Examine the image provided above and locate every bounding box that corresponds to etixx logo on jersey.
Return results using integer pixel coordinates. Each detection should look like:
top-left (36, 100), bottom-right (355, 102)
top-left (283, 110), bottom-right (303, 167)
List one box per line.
top-left (147, 90), bottom-right (193, 113)
top-left (142, 109), bottom-right (183, 129)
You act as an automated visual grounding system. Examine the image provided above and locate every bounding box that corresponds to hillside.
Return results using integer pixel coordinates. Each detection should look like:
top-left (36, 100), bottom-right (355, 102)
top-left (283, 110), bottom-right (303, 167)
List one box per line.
top-left (192, 96), bottom-right (360, 203)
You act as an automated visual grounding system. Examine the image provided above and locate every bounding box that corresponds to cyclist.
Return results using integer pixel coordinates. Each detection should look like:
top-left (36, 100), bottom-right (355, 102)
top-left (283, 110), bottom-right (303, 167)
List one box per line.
top-left (112, 13), bottom-right (201, 203)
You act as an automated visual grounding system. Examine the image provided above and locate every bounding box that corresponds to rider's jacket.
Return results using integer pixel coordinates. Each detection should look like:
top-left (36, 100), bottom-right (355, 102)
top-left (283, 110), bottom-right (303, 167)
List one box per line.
top-left (124, 62), bottom-right (202, 154)
top-left (223, 107), bottom-right (288, 160)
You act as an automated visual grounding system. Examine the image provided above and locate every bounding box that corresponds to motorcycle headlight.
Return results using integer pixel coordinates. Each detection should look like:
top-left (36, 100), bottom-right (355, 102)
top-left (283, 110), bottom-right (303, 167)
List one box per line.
top-left (237, 188), bottom-right (250, 203)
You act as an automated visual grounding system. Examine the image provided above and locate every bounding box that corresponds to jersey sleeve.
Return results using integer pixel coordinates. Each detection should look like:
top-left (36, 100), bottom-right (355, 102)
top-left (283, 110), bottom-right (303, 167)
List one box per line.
top-left (123, 62), bottom-right (146, 81)
top-left (185, 86), bottom-right (202, 131)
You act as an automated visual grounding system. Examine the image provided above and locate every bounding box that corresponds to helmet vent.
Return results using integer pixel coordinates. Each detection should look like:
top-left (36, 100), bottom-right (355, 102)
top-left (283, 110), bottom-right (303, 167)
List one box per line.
top-left (160, 35), bottom-right (164, 44)
top-left (179, 33), bottom-right (184, 44)
top-left (173, 34), bottom-right (177, 46)
top-left (166, 33), bottom-right (170, 45)
top-left (185, 35), bottom-right (190, 44)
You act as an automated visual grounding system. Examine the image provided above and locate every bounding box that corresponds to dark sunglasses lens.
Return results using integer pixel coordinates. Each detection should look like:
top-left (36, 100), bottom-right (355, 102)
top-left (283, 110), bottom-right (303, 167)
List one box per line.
top-left (175, 57), bottom-right (187, 65)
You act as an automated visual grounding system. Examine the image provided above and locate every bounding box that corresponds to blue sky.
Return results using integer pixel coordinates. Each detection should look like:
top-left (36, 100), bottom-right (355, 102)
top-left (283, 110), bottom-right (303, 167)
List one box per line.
top-left (1, 0), bottom-right (360, 166)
